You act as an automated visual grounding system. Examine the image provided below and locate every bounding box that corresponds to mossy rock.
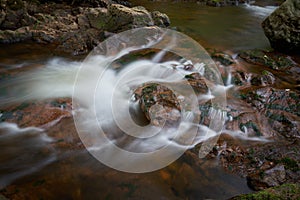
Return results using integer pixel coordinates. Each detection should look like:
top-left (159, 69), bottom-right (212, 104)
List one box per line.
top-left (239, 49), bottom-right (293, 70)
top-left (230, 184), bottom-right (300, 200)
top-left (7, 0), bottom-right (24, 10)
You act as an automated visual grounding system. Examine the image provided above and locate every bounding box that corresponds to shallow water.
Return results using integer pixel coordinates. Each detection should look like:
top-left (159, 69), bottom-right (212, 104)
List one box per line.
top-left (130, 1), bottom-right (276, 51)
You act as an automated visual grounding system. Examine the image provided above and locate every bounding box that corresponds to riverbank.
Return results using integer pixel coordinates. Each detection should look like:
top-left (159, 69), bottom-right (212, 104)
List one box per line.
top-left (0, 0), bottom-right (170, 55)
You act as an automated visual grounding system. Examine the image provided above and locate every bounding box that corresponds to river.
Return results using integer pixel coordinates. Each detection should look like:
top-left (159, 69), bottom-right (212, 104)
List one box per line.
top-left (130, 1), bottom-right (276, 51)
top-left (0, 2), bottom-right (282, 200)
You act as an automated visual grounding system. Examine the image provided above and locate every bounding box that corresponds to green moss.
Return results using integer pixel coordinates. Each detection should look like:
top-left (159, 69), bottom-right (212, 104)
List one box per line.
top-left (240, 50), bottom-right (292, 70)
top-left (267, 113), bottom-right (290, 124)
top-left (50, 100), bottom-right (66, 108)
top-left (184, 74), bottom-right (195, 79)
top-left (232, 76), bottom-right (243, 86)
top-left (239, 93), bottom-right (247, 100)
top-left (0, 112), bottom-right (13, 122)
top-left (239, 121), bottom-right (262, 136)
top-left (289, 92), bottom-right (299, 101)
top-left (231, 184), bottom-right (300, 200)
top-left (262, 70), bottom-right (270, 75)
top-left (142, 84), bottom-right (158, 95)
top-left (279, 157), bottom-right (299, 172)
top-left (266, 104), bottom-right (285, 110)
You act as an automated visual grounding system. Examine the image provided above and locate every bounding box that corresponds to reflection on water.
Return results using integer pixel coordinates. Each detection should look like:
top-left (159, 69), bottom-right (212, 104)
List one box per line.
top-left (129, 1), bottom-right (276, 51)
top-left (1, 118), bottom-right (252, 200)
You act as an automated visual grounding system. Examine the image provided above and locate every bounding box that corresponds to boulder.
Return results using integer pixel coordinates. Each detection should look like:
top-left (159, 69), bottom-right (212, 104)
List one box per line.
top-left (85, 7), bottom-right (108, 30)
top-left (247, 164), bottom-right (286, 190)
top-left (262, 0), bottom-right (300, 53)
top-left (134, 83), bottom-right (181, 126)
top-left (106, 4), bottom-right (154, 32)
top-left (151, 11), bottom-right (170, 28)
top-left (0, 1), bottom-right (171, 55)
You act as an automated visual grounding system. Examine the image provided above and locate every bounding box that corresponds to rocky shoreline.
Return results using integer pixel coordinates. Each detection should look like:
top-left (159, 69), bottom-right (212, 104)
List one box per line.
top-left (0, 0), bottom-right (170, 55)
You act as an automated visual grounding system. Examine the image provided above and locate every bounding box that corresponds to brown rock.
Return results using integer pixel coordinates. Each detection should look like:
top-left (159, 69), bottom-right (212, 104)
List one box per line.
top-left (247, 164), bottom-right (286, 190)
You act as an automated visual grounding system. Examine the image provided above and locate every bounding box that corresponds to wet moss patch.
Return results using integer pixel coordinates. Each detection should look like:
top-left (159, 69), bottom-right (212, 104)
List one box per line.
top-left (239, 49), bottom-right (294, 70)
top-left (230, 184), bottom-right (300, 200)
top-left (239, 121), bottom-right (262, 136)
top-left (278, 157), bottom-right (299, 172)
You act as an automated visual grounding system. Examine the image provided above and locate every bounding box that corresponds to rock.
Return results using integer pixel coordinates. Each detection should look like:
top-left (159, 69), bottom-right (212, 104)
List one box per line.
top-left (39, 0), bottom-right (112, 7)
top-left (151, 11), bottom-right (170, 28)
top-left (0, 1), bottom-right (171, 55)
top-left (211, 52), bottom-right (235, 66)
top-left (0, 9), bottom-right (6, 26)
top-left (262, 0), bottom-right (300, 53)
top-left (135, 83), bottom-right (181, 126)
top-left (247, 164), bottom-right (286, 190)
top-left (0, 98), bottom-right (72, 128)
top-left (184, 72), bottom-right (208, 94)
top-left (112, 0), bottom-right (131, 7)
top-left (77, 13), bottom-right (91, 29)
top-left (0, 26), bottom-right (32, 43)
top-left (250, 70), bottom-right (275, 86)
top-left (33, 30), bottom-right (56, 43)
top-left (244, 87), bottom-right (300, 139)
top-left (85, 7), bottom-right (108, 29)
top-left (239, 49), bottom-right (294, 70)
top-left (6, 0), bottom-right (24, 10)
top-left (55, 28), bottom-right (104, 55)
top-left (106, 4), bottom-right (154, 32)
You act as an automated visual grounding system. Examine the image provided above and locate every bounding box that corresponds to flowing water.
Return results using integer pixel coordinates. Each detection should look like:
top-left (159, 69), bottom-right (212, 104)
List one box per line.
top-left (0, 2), bottom-right (279, 200)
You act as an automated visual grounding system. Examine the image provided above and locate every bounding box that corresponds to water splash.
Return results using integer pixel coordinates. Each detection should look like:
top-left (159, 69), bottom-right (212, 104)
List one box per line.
top-left (244, 4), bottom-right (277, 18)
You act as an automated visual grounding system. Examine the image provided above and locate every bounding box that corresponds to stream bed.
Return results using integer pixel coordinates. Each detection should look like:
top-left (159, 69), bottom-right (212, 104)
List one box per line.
top-left (1, 1), bottom-right (299, 200)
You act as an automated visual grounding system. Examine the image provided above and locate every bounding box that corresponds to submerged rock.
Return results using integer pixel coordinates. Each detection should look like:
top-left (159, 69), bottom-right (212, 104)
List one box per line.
top-left (0, 98), bottom-right (72, 128)
top-left (262, 0), bottom-right (300, 53)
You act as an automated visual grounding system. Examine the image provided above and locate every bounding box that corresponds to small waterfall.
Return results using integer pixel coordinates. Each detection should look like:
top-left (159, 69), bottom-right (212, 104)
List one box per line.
top-left (226, 69), bottom-right (232, 86)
